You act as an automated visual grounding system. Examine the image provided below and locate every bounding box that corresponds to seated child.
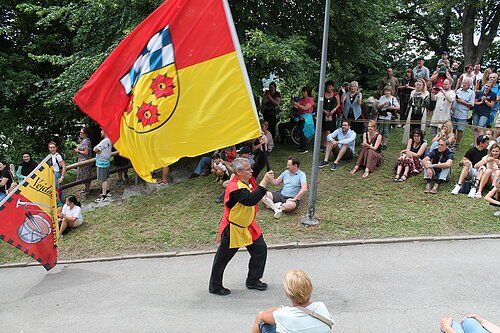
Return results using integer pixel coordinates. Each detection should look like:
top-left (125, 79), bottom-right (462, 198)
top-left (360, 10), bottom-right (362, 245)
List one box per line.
top-left (211, 153), bottom-right (229, 182)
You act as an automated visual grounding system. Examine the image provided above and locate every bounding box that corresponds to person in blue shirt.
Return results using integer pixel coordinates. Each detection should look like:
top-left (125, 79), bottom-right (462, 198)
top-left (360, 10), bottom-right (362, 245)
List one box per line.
top-left (261, 157), bottom-right (307, 219)
top-left (422, 138), bottom-right (454, 194)
top-left (318, 120), bottom-right (356, 171)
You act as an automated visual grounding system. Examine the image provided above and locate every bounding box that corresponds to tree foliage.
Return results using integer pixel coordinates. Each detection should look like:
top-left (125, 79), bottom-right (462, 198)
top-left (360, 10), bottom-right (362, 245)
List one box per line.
top-left (0, 0), bottom-right (497, 162)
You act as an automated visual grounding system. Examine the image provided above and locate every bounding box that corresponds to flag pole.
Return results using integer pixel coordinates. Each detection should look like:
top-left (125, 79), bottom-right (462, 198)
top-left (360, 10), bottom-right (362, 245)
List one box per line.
top-left (301, 0), bottom-right (331, 226)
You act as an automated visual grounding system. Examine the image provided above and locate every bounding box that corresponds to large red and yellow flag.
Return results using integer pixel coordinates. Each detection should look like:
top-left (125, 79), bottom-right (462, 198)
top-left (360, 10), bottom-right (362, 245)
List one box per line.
top-left (73, 0), bottom-right (261, 182)
top-left (0, 155), bottom-right (58, 270)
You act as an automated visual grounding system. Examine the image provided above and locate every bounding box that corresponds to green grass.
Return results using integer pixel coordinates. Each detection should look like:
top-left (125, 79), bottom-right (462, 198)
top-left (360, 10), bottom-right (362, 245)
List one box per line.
top-left (1, 127), bottom-right (499, 264)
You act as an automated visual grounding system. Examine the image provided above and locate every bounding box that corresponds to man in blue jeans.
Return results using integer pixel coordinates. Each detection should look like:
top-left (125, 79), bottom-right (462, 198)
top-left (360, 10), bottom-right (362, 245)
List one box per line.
top-left (473, 81), bottom-right (497, 143)
top-left (422, 138), bottom-right (454, 194)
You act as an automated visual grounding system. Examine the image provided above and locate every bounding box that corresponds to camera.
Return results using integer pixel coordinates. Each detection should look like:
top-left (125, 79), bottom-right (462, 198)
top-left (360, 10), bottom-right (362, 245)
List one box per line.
top-left (292, 96), bottom-right (299, 102)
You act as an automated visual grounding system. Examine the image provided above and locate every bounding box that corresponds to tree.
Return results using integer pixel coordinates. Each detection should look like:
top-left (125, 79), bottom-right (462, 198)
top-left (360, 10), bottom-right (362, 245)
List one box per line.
top-left (461, 0), bottom-right (500, 65)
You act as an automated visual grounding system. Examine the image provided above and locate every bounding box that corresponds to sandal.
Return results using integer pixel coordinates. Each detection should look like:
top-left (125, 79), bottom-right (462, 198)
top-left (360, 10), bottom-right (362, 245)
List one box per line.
top-left (350, 166), bottom-right (359, 174)
top-left (398, 175), bottom-right (407, 182)
top-left (393, 174), bottom-right (400, 182)
top-left (362, 170), bottom-right (370, 178)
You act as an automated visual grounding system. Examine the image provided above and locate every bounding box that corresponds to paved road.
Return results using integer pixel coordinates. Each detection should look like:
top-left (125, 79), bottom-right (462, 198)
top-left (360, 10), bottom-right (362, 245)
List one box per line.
top-left (1, 239), bottom-right (499, 332)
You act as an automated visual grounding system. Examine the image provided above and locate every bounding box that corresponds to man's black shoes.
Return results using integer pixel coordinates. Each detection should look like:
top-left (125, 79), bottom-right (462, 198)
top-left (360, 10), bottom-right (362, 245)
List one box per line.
top-left (209, 287), bottom-right (231, 296)
top-left (246, 281), bottom-right (268, 291)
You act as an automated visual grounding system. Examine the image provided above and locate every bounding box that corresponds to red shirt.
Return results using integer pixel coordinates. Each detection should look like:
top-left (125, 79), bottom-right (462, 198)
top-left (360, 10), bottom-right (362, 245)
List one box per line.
top-left (299, 97), bottom-right (314, 115)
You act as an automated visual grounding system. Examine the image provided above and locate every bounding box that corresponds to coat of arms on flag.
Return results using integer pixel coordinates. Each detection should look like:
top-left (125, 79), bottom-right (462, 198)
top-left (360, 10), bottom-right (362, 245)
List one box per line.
top-left (0, 155), bottom-right (58, 270)
top-left (121, 27), bottom-right (179, 133)
top-left (74, 0), bottom-right (261, 182)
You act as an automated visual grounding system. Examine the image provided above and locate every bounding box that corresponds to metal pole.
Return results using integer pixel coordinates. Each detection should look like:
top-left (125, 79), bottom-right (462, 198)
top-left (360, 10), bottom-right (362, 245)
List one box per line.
top-left (301, 0), bottom-right (331, 226)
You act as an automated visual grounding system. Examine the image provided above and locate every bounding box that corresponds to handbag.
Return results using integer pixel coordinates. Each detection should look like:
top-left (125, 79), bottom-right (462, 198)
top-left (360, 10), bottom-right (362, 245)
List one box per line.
top-left (295, 306), bottom-right (333, 329)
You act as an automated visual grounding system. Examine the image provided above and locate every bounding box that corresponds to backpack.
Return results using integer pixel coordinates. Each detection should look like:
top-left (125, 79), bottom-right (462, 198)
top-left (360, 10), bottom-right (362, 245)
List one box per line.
top-left (458, 180), bottom-right (473, 194)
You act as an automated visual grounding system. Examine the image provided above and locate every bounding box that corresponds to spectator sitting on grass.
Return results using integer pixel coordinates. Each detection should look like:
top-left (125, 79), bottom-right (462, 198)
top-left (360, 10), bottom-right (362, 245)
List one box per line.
top-left (450, 135), bottom-right (489, 195)
top-left (394, 128), bottom-right (427, 182)
top-left (484, 129), bottom-right (497, 150)
top-left (318, 120), bottom-right (356, 171)
top-left (211, 153), bottom-right (229, 182)
top-left (440, 314), bottom-right (500, 333)
top-left (469, 143), bottom-right (500, 199)
top-left (422, 138), bottom-right (453, 194)
top-left (350, 119), bottom-right (383, 178)
top-left (485, 178), bottom-right (500, 217)
top-left (261, 157), bottom-right (307, 219)
top-left (58, 195), bottom-right (83, 237)
top-left (252, 269), bottom-right (334, 333)
top-left (429, 121), bottom-right (455, 151)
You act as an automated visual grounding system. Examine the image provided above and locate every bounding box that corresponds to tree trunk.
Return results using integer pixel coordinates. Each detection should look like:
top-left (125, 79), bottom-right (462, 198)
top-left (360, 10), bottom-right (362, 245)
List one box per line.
top-left (462, 1), bottom-right (500, 65)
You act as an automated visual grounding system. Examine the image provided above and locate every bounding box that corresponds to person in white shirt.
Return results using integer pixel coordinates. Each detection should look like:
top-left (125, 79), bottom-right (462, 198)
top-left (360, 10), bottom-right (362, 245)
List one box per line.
top-left (318, 120), bottom-right (356, 171)
top-left (58, 195), bottom-right (83, 236)
top-left (252, 269), bottom-right (334, 333)
top-left (430, 79), bottom-right (456, 137)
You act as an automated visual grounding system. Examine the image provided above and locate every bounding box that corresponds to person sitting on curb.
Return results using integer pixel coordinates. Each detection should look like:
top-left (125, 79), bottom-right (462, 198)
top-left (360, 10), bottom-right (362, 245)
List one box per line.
top-left (318, 120), bottom-right (356, 171)
top-left (451, 135), bottom-right (489, 195)
top-left (58, 195), bottom-right (83, 237)
top-left (251, 269), bottom-right (334, 333)
top-left (261, 157), bottom-right (307, 219)
top-left (422, 138), bottom-right (453, 194)
top-left (440, 314), bottom-right (500, 333)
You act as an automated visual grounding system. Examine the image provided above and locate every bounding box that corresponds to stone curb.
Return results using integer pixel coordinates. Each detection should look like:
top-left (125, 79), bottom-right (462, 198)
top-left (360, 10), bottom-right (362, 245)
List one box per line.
top-left (2, 234), bottom-right (500, 269)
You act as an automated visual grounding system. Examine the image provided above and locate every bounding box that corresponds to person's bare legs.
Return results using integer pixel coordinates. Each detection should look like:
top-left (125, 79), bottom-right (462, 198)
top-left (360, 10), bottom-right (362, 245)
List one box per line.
top-left (261, 193), bottom-right (278, 211)
top-left (477, 169), bottom-right (493, 196)
top-left (281, 199), bottom-right (297, 212)
top-left (323, 142), bottom-right (333, 162)
top-left (161, 166), bottom-right (169, 184)
top-left (457, 163), bottom-right (471, 185)
top-left (455, 129), bottom-right (463, 145)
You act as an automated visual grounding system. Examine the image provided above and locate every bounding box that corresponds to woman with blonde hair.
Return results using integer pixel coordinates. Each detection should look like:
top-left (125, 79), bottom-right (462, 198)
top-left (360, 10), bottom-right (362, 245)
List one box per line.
top-left (252, 269), bottom-right (334, 333)
top-left (429, 120), bottom-right (455, 151)
top-left (470, 143), bottom-right (500, 199)
top-left (350, 119), bottom-right (383, 178)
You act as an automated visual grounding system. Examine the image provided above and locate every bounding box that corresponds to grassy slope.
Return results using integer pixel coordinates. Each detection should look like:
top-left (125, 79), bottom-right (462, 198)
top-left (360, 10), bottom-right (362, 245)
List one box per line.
top-left (1, 128), bottom-right (498, 264)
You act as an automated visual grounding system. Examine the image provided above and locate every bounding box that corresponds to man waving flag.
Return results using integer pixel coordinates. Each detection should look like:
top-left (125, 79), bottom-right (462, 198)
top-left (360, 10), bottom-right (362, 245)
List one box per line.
top-left (74, 0), bottom-right (261, 182)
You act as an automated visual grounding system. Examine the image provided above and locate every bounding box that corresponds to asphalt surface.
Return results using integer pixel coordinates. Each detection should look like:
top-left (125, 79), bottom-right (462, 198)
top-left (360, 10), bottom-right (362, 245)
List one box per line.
top-left (1, 239), bottom-right (499, 332)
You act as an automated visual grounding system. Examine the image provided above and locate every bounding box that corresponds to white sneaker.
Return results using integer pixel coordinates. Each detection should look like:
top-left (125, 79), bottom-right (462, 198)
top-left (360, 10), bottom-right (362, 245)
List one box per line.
top-left (494, 211), bottom-right (500, 217)
top-left (451, 184), bottom-right (461, 195)
top-left (467, 187), bottom-right (476, 198)
top-left (474, 191), bottom-right (482, 199)
top-left (275, 202), bottom-right (282, 209)
top-left (274, 209), bottom-right (283, 219)
top-left (106, 192), bottom-right (112, 197)
top-left (95, 196), bottom-right (108, 203)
